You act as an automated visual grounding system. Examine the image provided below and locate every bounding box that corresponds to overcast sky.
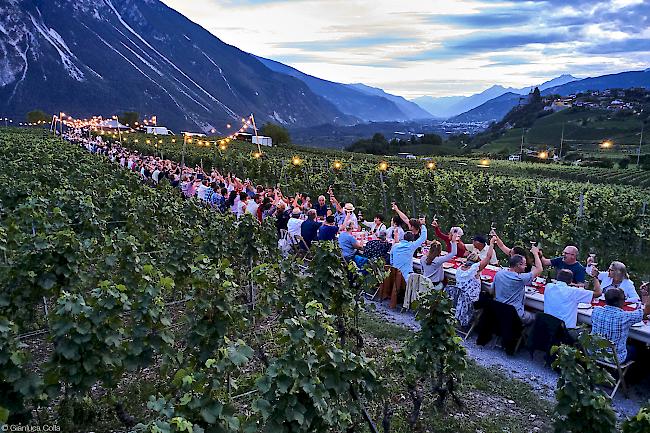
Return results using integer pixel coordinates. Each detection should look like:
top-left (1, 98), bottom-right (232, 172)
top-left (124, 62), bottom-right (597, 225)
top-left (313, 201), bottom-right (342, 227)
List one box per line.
top-left (160, 0), bottom-right (650, 99)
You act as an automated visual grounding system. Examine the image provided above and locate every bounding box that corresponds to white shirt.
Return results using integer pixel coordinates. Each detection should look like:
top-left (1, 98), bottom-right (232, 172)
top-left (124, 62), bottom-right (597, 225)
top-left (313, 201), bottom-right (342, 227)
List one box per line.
top-left (246, 200), bottom-right (259, 216)
top-left (544, 281), bottom-right (594, 329)
top-left (237, 200), bottom-right (248, 217)
top-left (386, 226), bottom-right (405, 242)
top-left (362, 221), bottom-right (387, 234)
top-left (464, 243), bottom-right (498, 265)
top-left (596, 271), bottom-right (639, 302)
top-left (287, 217), bottom-right (303, 239)
top-left (456, 262), bottom-right (481, 286)
top-left (197, 184), bottom-right (208, 200)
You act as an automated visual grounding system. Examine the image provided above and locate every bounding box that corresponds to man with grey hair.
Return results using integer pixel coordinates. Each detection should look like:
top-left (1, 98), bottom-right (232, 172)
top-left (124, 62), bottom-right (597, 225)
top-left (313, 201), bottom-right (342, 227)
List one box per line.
top-left (314, 195), bottom-right (329, 218)
top-left (541, 245), bottom-right (586, 286)
top-left (494, 246), bottom-right (544, 325)
top-left (363, 230), bottom-right (391, 261)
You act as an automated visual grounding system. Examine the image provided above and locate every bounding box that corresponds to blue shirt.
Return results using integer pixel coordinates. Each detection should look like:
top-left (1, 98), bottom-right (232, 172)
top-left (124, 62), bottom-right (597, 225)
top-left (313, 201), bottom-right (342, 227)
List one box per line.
top-left (494, 269), bottom-right (534, 318)
top-left (389, 227), bottom-right (427, 279)
top-left (338, 231), bottom-right (359, 259)
top-left (592, 305), bottom-right (643, 362)
top-left (314, 203), bottom-right (330, 217)
top-left (550, 257), bottom-right (586, 283)
top-left (301, 219), bottom-right (322, 246)
top-left (318, 225), bottom-right (339, 241)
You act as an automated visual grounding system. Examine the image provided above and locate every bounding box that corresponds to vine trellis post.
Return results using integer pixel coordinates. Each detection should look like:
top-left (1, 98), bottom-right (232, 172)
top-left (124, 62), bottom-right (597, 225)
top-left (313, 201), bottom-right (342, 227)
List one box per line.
top-left (577, 191), bottom-right (585, 252)
top-left (379, 171), bottom-right (387, 216)
top-left (31, 223), bottom-right (51, 328)
top-left (411, 185), bottom-right (417, 218)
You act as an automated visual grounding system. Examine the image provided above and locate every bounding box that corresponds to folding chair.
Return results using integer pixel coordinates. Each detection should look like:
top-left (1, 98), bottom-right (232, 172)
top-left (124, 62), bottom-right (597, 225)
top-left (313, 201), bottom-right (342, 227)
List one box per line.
top-left (363, 264), bottom-right (390, 300)
top-left (526, 312), bottom-right (572, 365)
top-left (595, 340), bottom-right (635, 399)
top-left (458, 309), bottom-right (482, 342)
top-left (294, 235), bottom-right (313, 261)
top-left (278, 229), bottom-right (292, 257)
top-left (447, 288), bottom-right (486, 342)
top-left (475, 299), bottom-right (525, 355)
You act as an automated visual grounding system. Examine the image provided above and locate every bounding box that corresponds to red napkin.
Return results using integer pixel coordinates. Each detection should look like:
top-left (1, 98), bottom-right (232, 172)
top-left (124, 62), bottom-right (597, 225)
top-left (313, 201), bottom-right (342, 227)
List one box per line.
top-left (481, 268), bottom-right (497, 279)
top-left (532, 283), bottom-right (545, 294)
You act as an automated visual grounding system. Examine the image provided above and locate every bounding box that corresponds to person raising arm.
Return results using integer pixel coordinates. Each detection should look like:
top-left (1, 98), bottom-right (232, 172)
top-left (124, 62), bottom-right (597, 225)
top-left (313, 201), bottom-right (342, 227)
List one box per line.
top-left (530, 245), bottom-right (544, 278)
top-left (431, 219), bottom-right (467, 258)
top-left (479, 236), bottom-right (498, 272)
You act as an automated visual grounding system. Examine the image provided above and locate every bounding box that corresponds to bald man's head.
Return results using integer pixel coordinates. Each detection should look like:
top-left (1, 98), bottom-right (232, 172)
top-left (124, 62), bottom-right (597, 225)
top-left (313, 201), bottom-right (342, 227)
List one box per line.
top-left (562, 245), bottom-right (579, 265)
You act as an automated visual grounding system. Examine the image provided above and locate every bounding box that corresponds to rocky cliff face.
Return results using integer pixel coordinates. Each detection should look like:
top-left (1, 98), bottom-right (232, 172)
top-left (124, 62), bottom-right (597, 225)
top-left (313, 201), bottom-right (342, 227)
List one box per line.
top-left (0, 0), bottom-right (353, 131)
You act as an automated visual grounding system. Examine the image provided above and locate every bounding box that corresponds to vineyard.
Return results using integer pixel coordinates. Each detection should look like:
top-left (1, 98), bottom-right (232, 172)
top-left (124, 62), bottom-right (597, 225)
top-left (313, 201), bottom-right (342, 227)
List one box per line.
top-left (0, 128), bottom-right (561, 432)
top-left (105, 131), bottom-right (650, 188)
top-left (112, 130), bottom-right (650, 277)
top-left (3, 127), bottom-right (650, 431)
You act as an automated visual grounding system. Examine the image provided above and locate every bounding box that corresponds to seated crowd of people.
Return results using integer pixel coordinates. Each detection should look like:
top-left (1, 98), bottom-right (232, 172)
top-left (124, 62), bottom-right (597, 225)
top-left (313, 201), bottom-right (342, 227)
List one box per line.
top-left (69, 131), bottom-right (650, 366)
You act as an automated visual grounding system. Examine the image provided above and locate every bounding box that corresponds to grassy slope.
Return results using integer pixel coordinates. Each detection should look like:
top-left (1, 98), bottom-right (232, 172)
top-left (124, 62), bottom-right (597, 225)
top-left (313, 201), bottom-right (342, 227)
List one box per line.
top-left (480, 109), bottom-right (646, 156)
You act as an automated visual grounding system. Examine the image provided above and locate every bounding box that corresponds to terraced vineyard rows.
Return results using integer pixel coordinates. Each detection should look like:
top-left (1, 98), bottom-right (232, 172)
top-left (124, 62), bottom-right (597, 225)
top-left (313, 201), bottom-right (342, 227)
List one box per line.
top-left (110, 130), bottom-right (650, 276)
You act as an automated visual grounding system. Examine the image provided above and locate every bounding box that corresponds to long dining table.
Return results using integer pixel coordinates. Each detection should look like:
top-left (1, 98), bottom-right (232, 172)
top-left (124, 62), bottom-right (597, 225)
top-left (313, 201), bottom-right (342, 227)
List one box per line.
top-left (411, 254), bottom-right (650, 344)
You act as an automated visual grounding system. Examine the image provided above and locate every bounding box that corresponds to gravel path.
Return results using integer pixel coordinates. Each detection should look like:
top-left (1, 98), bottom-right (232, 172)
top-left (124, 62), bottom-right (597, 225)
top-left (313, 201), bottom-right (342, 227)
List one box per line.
top-left (365, 298), bottom-right (650, 418)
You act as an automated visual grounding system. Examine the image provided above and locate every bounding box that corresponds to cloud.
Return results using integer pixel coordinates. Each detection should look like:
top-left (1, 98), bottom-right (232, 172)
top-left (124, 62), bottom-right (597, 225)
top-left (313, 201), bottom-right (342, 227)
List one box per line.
top-left (161, 0), bottom-right (650, 98)
top-left (277, 35), bottom-right (414, 51)
top-left (582, 38), bottom-right (650, 54)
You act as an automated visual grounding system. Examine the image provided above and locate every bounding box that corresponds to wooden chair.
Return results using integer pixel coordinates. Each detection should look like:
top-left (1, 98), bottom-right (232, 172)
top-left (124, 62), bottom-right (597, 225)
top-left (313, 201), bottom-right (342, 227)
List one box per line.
top-left (377, 267), bottom-right (406, 309)
top-left (595, 340), bottom-right (635, 399)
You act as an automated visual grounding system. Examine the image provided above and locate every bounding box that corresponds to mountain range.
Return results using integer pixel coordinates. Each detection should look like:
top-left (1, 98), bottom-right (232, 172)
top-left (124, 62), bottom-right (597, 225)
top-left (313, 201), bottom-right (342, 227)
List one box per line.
top-left (1, 0), bottom-right (649, 134)
top-left (0, 0), bottom-right (359, 132)
top-left (413, 74), bottom-right (577, 119)
top-left (256, 56), bottom-right (431, 122)
top-left (0, 0), bottom-right (432, 132)
top-left (449, 69), bottom-right (650, 123)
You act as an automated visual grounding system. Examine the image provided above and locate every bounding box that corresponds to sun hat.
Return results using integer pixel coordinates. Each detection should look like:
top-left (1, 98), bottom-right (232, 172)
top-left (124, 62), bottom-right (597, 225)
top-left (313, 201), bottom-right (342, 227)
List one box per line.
top-left (344, 203), bottom-right (355, 212)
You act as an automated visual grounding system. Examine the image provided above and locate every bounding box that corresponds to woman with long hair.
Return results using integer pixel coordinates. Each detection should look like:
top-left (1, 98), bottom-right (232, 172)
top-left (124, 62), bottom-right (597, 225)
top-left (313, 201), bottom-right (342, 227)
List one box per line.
top-left (419, 236), bottom-right (458, 287)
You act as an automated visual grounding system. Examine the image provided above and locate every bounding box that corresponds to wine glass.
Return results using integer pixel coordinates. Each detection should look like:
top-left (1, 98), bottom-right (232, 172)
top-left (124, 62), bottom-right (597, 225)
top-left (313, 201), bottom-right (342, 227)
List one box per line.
top-left (489, 222), bottom-right (497, 236)
top-left (587, 249), bottom-right (597, 265)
